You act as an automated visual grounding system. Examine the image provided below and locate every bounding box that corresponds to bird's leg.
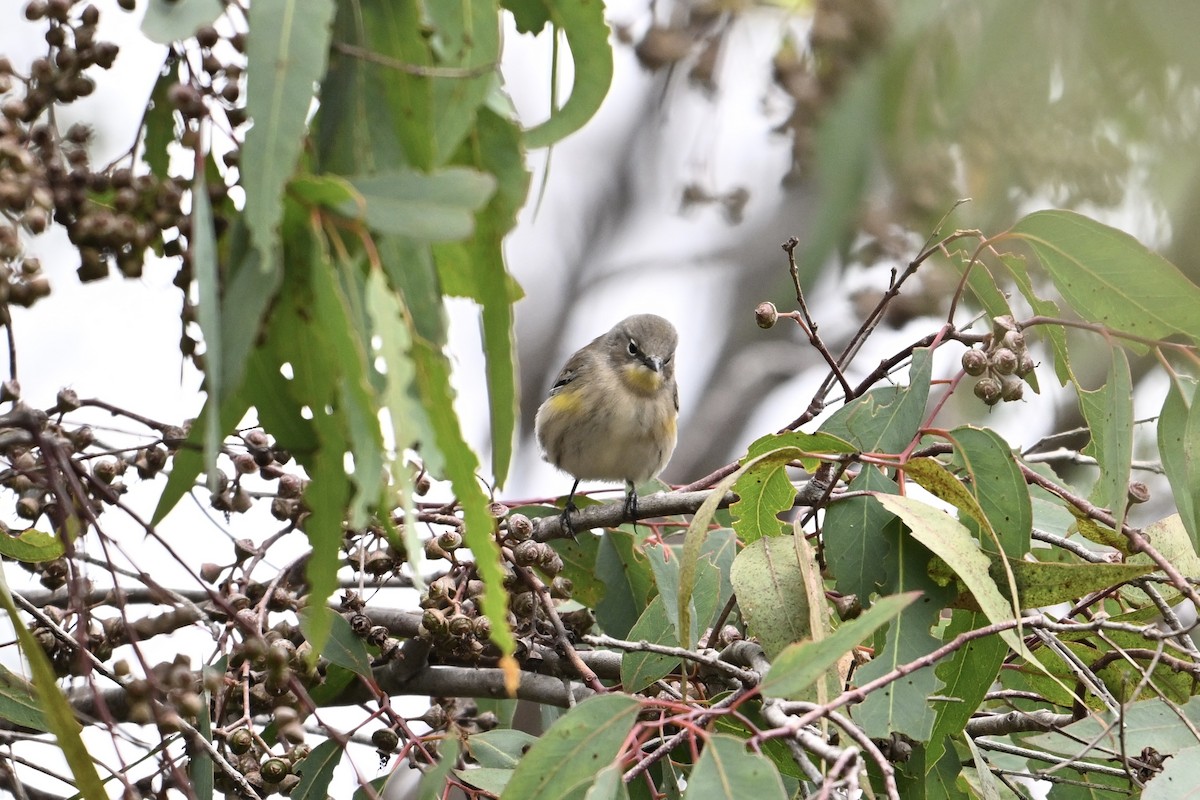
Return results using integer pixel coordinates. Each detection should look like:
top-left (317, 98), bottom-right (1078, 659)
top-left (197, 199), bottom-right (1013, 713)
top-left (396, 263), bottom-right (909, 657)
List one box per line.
top-left (623, 480), bottom-right (638, 521)
top-left (559, 477), bottom-right (581, 537)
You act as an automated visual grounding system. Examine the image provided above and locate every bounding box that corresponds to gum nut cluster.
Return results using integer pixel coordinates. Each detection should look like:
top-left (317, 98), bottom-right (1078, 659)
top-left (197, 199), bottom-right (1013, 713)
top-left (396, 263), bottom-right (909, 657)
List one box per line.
top-left (961, 315), bottom-right (1036, 406)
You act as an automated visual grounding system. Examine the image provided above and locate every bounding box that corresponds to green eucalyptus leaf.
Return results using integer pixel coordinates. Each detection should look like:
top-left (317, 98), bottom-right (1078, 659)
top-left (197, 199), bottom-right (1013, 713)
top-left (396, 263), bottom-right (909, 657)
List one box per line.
top-left (1009, 209), bottom-right (1200, 346)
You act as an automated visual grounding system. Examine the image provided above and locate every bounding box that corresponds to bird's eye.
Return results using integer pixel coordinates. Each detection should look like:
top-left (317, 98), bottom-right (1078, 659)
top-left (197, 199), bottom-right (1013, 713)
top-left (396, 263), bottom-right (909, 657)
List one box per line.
top-left (627, 340), bottom-right (639, 356)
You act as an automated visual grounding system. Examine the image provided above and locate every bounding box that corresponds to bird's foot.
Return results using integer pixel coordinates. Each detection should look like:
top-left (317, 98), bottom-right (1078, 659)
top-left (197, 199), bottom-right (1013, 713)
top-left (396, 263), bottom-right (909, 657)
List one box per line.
top-left (558, 500), bottom-right (579, 540)
top-left (622, 483), bottom-right (638, 521)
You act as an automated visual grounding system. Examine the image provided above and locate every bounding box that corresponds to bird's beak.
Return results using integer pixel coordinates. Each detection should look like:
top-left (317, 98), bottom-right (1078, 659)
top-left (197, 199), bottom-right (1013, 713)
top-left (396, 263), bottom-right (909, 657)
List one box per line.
top-left (646, 355), bottom-right (664, 373)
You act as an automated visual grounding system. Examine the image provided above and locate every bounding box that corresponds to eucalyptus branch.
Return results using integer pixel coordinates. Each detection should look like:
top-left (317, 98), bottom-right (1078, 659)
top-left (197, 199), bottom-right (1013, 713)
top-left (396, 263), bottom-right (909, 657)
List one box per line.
top-left (582, 634), bottom-right (758, 685)
top-left (530, 474), bottom-right (832, 542)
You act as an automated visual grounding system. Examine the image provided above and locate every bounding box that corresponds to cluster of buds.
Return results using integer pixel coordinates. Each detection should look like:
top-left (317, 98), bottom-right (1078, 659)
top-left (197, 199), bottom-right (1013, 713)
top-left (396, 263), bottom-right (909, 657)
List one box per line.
top-left (416, 570), bottom-right (493, 662)
top-left (961, 315), bottom-right (1036, 406)
top-left (221, 726), bottom-right (309, 796)
top-left (4, 1), bottom-right (196, 290)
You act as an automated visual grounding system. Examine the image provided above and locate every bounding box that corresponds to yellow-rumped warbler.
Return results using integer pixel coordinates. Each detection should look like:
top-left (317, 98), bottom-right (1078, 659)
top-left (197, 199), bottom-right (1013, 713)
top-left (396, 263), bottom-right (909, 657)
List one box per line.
top-left (535, 314), bottom-right (679, 529)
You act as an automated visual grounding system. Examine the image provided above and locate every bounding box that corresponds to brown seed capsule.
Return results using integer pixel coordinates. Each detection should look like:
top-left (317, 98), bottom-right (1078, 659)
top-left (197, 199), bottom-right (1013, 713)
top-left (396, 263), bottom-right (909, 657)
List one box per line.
top-left (512, 539), bottom-right (540, 567)
top-left (1016, 352), bottom-right (1036, 378)
top-left (260, 757), bottom-right (289, 783)
top-left (755, 301), bottom-right (779, 329)
top-left (991, 315), bottom-right (1019, 336)
top-left (960, 348), bottom-right (988, 376)
top-left (973, 377), bottom-right (1002, 406)
top-left (998, 373), bottom-right (1024, 402)
top-left (507, 513), bottom-right (533, 542)
top-left (1127, 481), bottom-right (1150, 505)
top-left (371, 728), bottom-right (400, 753)
top-left (1000, 330), bottom-right (1025, 352)
top-left (991, 347), bottom-right (1019, 376)
top-left (227, 727), bottom-right (254, 755)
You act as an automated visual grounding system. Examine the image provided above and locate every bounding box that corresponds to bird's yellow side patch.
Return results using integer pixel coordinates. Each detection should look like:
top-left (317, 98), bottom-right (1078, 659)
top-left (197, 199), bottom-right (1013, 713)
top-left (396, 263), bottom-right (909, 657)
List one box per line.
top-left (545, 390), bottom-right (585, 415)
top-left (621, 364), bottom-right (663, 395)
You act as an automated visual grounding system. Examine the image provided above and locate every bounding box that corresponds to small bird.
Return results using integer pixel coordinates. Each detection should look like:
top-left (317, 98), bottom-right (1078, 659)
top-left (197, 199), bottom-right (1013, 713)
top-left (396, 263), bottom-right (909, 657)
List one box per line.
top-left (535, 314), bottom-right (679, 530)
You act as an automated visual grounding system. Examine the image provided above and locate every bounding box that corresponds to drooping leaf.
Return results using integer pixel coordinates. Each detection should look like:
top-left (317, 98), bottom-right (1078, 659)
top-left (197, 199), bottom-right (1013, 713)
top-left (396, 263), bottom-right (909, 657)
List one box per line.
top-left (310, 249), bottom-right (385, 528)
top-left (425, 0), bottom-right (502, 165)
top-left (298, 416), bottom-right (351, 658)
top-left (996, 559), bottom-right (1154, 609)
top-left (364, 267), bottom-right (428, 579)
top-left (0, 663), bottom-right (47, 731)
top-left (904, 458), bottom-right (1004, 555)
top-left (1008, 209), bottom-right (1200, 346)
top-left (1144, 746), bottom-right (1200, 800)
top-left (946, 245), bottom-right (1017, 336)
top-left (503, 0), bottom-right (551, 33)
top-left (522, 0), bottom-right (614, 148)
top-left (995, 250), bottom-right (1073, 386)
top-left (140, 59), bottom-right (177, 178)
top-left (412, 340), bottom-right (515, 669)
top-left (434, 109), bottom-right (529, 486)
top-left (0, 572), bottom-right (106, 799)
top-left (344, 169), bottom-right (497, 240)
top-left (549, 527), bottom-right (603, 608)
top-left (926, 611), bottom-right (1008, 768)
top-left (583, 763), bottom-right (629, 800)
top-left (763, 591), bottom-right (919, 699)
top-left (215, 224), bottom-right (284, 406)
top-left (291, 739), bottom-right (342, 800)
top-left (871, 494), bottom-right (1026, 659)
top-left (947, 426), bottom-right (1032, 559)
top-left (191, 664), bottom-right (215, 800)
top-left (191, 170), bottom-right (222, 490)
top-left (1120, 515), bottom-right (1200, 608)
top-left (798, 62), bottom-right (883, 278)
top-left (466, 730), bottom-right (538, 769)
top-left (0, 528), bottom-right (63, 563)
top-left (242, 0), bottom-right (336, 270)
top-left (1158, 376), bottom-right (1200, 549)
top-left (852, 521), bottom-right (954, 740)
top-left (379, 236), bottom-right (448, 352)
top-left (312, 610), bottom-right (374, 679)
top-left (500, 695), bottom-right (640, 800)
top-left (620, 596), bottom-right (680, 692)
top-left (823, 466), bottom-right (899, 606)
top-left (411, 738), bottom-right (460, 800)
top-left (594, 530), bottom-right (655, 639)
top-left (729, 536), bottom-right (813, 659)
top-left (457, 768), bottom-right (513, 795)
top-left (1078, 346), bottom-right (1133, 530)
top-left (682, 734), bottom-right (787, 800)
top-left (1027, 694), bottom-right (1200, 760)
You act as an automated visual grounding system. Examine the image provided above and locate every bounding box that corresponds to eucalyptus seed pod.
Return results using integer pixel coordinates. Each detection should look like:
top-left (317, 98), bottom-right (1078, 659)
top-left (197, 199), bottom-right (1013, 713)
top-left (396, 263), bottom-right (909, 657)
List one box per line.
top-left (507, 513), bottom-right (533, 541)
top-left (998, 373), bottom-right (1024, 402)
top-left (973, 377), bottom-right (1002, 406)
top-left (755, 301), bottom-right (779, 329)
top-left (1016, 352), bottom-right (1036, 378)
top-left (371, 728), bottom-right (400, 753)
top-left (961, 348), bottom-right (988, 376)
top-left (990, 347), bottom-right (1019, 376)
